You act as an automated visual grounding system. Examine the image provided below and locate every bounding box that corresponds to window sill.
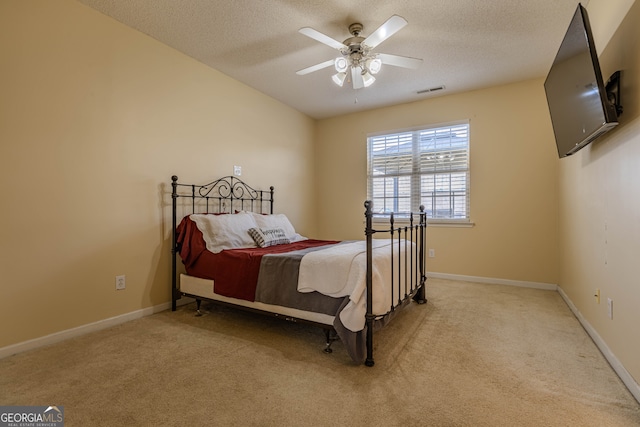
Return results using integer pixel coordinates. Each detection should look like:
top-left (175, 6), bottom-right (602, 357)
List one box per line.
top-left (426, 220), bottom-right (474, 228)
top-left (371, 217), bottom-right (475, 228)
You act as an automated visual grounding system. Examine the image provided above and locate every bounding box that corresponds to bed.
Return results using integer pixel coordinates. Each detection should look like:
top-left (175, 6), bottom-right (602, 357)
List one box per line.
top-left (171, 175), bottom-right (427, 366)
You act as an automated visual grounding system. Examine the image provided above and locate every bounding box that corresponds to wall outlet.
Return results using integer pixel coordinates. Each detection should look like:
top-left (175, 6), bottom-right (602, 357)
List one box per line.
top-left (428, 249), bottom-right (435, 258)
top-left (233, 165), bottom-right (242, 176)
top-left (607, 298), bottom-right (613, 319)
top-left (115, 275), bottom-right (126, 290)
top-left (594, 289), bottom-right (600, 304)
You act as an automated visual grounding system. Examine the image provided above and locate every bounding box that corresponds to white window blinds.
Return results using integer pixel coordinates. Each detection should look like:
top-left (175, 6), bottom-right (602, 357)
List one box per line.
top-left (367, 122), bottom-right (470, 221)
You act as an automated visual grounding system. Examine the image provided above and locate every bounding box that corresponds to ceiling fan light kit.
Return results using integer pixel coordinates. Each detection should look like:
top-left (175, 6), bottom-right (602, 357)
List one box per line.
top-left (297, 15), bottom-right (423, 90)
top-left (332, 72), bottom-right (347, 86)
top-left (367, 58), bottom-right (382, 74)
top-left (334, 57), bottom-right (349, 73)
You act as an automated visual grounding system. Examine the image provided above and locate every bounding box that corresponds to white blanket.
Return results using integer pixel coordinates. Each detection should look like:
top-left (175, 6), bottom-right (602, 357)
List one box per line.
top-left (297, 239), bottom-right (414, 332)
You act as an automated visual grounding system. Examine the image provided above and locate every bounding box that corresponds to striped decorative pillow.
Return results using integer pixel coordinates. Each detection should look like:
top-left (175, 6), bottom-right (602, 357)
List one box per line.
top-left (248, 227), bottom-right (291, 248)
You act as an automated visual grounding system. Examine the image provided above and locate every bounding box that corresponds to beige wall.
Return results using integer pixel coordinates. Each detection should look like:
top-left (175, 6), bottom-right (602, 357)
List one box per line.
top-left (0, 0), bottom-right (316, 348)
top-left (559, 0), bottom-right (640, 386)
top-left (314, 79), bottom-right (560, 285)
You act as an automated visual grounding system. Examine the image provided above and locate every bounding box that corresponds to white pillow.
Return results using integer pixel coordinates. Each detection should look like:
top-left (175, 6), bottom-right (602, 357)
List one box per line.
top-left (250, 213), bottom-right (306, 242)
top-left (189, 213), bottom-right (258, 253)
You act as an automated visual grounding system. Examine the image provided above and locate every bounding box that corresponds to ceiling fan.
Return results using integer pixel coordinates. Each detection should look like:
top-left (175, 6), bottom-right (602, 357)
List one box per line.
top-left (296, 15), bottom-right (423, 89)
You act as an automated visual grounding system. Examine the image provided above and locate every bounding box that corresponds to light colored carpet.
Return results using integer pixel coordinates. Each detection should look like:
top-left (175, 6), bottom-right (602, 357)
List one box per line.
top-left (1, 278), bottom-right (639, 426)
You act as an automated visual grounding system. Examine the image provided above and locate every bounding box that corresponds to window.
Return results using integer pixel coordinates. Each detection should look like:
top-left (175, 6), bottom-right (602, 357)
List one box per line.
top-left (367, 122), bottom-right (470, 222)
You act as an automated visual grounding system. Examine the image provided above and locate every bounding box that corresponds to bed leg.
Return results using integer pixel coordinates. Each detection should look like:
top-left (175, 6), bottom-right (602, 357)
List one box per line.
top-left (413, 283), bottom-right (428, 304)
top-left (195, 299), bottom-right (203, 317)
top-left (365, 329), bottom-right (375, 366)
top-left (323, 329), bottom-right (338, 354)
top-left (365, 313), bottom-right (376, 367)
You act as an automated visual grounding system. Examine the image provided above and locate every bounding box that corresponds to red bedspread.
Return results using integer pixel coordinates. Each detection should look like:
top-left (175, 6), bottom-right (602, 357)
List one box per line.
top-left (176, 216), bottom-right (339, 301)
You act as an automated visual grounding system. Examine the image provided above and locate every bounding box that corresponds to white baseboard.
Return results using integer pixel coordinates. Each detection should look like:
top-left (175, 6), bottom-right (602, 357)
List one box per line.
top-left (427, 271), bottom-right (558, 291)
top-left (557, 286), bottom-right (640, 404)
top-left (0, 298), bottom-right (194, 360)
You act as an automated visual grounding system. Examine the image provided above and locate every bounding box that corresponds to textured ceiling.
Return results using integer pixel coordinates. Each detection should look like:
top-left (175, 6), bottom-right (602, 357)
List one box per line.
top-left (77, 0), bottom-right (586, 119)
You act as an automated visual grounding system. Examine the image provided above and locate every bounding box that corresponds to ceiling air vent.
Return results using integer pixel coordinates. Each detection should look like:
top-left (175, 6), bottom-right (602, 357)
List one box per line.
top-left (417, 85), bottom-right (445, 94)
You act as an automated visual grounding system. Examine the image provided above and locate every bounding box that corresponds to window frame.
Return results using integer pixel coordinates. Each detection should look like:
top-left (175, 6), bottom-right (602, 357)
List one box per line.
top-left (367, 121), bottom-right (472, 226)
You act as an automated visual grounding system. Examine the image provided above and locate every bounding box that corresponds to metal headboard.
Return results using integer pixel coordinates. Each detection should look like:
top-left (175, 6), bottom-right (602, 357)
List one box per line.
top-left (170, 175), bottom-right (274, 309)
top-left (171, 175), bottom-right (274, 215)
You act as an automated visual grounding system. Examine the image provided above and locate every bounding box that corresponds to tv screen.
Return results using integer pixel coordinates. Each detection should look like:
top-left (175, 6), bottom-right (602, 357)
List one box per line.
top-left (544, 3), bottom-right (619, 158)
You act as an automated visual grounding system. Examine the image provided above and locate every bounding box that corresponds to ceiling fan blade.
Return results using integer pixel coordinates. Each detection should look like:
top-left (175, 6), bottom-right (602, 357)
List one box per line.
top-left (378, 53), bottom-right (423, 69)
top-left (299, 27), bottom-right (347, 50)
top-left (296, 59), bottom-right (335, 75)
top-left (363, 15), bottom-right (408, 49)
top-left (351, 67), bottom-right (364, 89)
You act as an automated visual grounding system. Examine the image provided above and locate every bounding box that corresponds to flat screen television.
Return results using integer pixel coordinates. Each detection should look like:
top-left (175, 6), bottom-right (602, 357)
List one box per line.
top-left (544, 3), bottom-right (619, 158)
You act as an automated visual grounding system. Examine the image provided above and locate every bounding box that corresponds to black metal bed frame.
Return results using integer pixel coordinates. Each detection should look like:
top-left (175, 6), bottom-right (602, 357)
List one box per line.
top-left (171, 175), bottom-right (427, 366)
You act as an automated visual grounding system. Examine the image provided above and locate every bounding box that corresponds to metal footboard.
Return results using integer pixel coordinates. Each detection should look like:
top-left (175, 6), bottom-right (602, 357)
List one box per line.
top-left (364, 201), bottom-right (427, 367)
